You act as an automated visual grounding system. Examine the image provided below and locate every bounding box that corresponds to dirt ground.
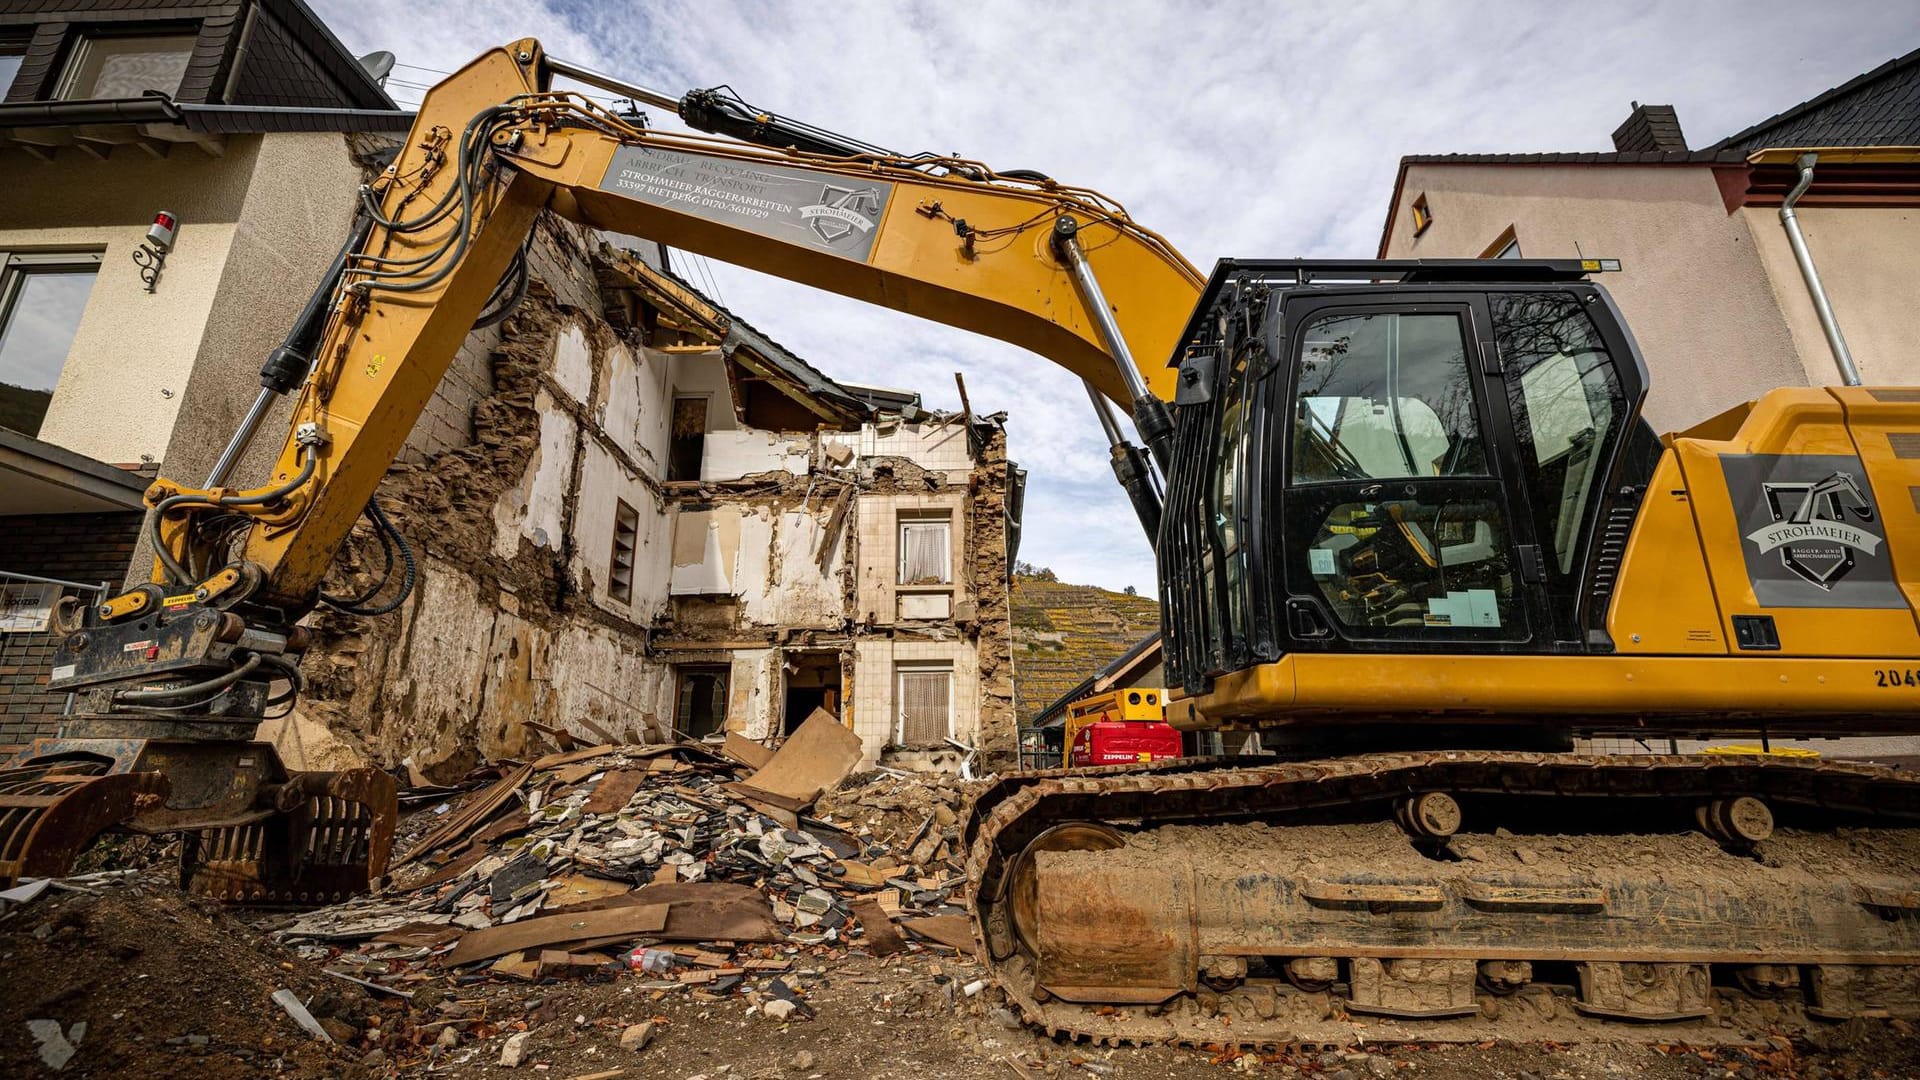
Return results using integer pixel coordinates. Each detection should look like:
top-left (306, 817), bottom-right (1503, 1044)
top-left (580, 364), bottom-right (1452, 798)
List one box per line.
top-left (3, 876), bottom-right (1917, 1080)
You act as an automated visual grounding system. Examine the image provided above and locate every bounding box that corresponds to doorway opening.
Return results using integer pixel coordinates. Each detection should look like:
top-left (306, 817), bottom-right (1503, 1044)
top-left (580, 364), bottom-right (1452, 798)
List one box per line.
top-left (781, 650), bottom-right (843, 734)
top-left (674, 664), bottom-right (730, 740)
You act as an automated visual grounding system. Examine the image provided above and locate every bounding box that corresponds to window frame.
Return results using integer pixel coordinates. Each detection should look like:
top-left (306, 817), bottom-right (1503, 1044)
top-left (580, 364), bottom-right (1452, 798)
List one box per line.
top-left (0, 250), bottom-right (105, 439)
top-left (0, 36), bottom-right (28, 99)
top-left (54, 30), bottom-right (198, 102)
top-left (1481, 225), bottom-right (1522, 260)
top-left (1410, 193), bottom-right (1433, 237)
top-left (1277, 294), bottom-right (1547, 651)
top-left (896, 513), bottom-right (953, 586)
top-left (894, 662), bottom-right (954, 747)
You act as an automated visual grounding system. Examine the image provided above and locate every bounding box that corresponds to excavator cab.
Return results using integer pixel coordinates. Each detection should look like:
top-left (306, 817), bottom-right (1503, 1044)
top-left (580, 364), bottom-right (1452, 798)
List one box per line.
top-left (1160, 259), bottom-right (1659, 703)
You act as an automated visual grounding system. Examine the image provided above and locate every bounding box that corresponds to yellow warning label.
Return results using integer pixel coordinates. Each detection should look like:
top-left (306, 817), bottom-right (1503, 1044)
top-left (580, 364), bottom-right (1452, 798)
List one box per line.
top-left (163, 593), bottom-right (198, 608)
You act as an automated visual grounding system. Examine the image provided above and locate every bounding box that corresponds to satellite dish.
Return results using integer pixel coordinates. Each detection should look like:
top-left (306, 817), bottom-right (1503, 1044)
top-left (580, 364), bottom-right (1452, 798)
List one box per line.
top-left (358, 50), bottom-right (396, 86)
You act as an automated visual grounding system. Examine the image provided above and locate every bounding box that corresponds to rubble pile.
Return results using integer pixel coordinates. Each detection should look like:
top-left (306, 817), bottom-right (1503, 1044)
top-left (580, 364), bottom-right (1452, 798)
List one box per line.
top-left (251, 713), bottom-right (981, 1068)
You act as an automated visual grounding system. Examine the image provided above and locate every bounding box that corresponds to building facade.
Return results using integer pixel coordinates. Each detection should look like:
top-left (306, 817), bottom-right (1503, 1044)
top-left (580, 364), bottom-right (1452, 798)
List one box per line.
top-left (0, 0), bottom-right (408, 748)
top-left (1378, 49), bottom-right (1920, 434)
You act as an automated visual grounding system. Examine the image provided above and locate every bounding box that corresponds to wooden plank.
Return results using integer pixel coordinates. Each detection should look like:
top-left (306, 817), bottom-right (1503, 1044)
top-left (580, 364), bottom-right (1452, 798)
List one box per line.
top-left (900, 915), bottom-right (974, 951)
top-left (722, 733), bottom-right (774, 770)
top-left (836, 860), bottom-right (891, 887)
top-left (582, 770), bottom-right (647, 814)
top-left (552, 762), bottom-right (601, 785)
top-left (370, 923), bottom-right (465, 948)
top-left (547, 873), bottom-right (635, 909)
top-left (853, 898), bottom-right (907, 956)
top-left (444, 905), bottom-right (669, 967)
top-left (402, 845), bottom-right (491, 892)
top-left (399, 764), bottom-right (532, 866)
top-left (725, 709), bottom-right (860, 808)
top-left (532, 744), bottom-right (616, 771)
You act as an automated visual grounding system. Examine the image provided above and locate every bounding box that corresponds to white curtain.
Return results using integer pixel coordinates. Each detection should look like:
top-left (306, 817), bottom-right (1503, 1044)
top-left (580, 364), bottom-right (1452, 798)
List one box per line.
top-left (897, 669), bottom-right (951, 746)
top-left (898, 520), bottom-right (951, 584)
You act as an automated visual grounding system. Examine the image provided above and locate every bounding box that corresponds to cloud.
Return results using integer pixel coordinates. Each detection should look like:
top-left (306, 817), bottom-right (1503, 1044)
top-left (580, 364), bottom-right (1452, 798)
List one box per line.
top-left (311, 0), bottom-right (1913, 595)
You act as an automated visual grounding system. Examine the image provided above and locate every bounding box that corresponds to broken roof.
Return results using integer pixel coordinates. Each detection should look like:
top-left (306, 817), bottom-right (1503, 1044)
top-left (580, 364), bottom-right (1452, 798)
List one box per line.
top-left (594, 244), bottom-right (875, 428)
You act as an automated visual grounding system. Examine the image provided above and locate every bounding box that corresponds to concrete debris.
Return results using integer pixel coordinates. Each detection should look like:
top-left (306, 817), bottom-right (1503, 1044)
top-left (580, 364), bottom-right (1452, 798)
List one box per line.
top-left (270, 987), bottom-right (336, 1044)
top-left (501, 1029), bottom-right (533, 1067)
top-left (266, 737), bottom-right (980, 1041)
top-left (27, 1018), bottom-right (77, 1071)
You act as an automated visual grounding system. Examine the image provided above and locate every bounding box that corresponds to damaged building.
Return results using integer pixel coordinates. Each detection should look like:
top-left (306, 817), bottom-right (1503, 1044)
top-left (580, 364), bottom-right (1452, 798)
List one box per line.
top-left (294, 229), bottom-right (1024, 778)
top-left (0, 0), bottom-right (1022, 776)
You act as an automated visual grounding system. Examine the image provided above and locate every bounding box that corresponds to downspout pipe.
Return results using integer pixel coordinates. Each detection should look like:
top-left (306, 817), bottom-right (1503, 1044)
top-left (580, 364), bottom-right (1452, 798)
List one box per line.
top-left (1779, 152), bottom-right (1862, 386)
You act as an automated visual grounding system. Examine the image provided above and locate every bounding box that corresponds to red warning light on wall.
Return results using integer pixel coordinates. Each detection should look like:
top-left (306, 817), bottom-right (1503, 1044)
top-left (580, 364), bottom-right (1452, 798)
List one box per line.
top-left (134, 210), bottom-right (178, 293)
top-left (147, 211), bottom-right (178, 253)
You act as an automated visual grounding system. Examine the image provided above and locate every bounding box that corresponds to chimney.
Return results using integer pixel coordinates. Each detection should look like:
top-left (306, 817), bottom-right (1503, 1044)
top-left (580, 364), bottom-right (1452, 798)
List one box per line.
top-left (1611, 102), bottom-right (1688, 152)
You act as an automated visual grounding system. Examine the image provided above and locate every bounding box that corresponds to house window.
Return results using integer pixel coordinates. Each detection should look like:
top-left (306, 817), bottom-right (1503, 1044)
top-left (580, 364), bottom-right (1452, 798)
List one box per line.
top-left (669, 396), bottom-right (707, 481)
top-left (1410, 193), bottom-right (1433, 237)
top-left (898, 515), bottom-right (951, 585)
top-left (1482, 226), bottom-right (1522, 260)
top-left (0, 40), bottom-right (27, 96)
top-left (608, 499), bottom-right (639, 605)
top-left (58, 34), bottom-right (196, 101)
top-left (0, 252), bottom-right (102, 438)
top-left (896, 664), bottom-right (952, 746)
top-left (674, 665), bottom-right (730, 739)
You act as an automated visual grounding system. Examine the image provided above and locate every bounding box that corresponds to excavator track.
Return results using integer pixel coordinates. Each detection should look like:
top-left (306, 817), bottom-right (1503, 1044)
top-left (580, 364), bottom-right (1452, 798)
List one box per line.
top-left (964, 752), bottom-right (1920, 1047)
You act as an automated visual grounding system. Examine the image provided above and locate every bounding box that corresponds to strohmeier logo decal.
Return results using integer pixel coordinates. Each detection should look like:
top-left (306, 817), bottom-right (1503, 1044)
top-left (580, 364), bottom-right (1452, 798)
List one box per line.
top-left (797, 185), bottom-right (883, 244)
top-left (1750, 471), bottom-right (1880, 589)
top-left (1746, 520), bottom-right (1881, 555)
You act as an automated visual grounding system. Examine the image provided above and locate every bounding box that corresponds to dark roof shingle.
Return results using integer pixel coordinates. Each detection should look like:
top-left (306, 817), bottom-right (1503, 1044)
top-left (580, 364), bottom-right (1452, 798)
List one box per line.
top-left (1709, 46), bottom-right (1920, 153)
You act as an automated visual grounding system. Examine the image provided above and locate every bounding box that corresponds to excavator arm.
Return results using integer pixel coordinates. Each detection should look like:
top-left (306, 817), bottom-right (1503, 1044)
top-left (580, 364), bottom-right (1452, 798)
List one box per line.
top-left (199, 38), bottom-right (1200, 614)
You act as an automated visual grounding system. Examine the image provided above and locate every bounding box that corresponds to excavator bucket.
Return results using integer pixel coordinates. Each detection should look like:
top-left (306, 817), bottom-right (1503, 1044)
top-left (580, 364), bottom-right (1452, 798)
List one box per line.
top-left (178, 767), bottom-right (397, 905)
top-left (0, 740), bottom-right (396, 906)
top-left (0, 762), bottom-right (168, 882)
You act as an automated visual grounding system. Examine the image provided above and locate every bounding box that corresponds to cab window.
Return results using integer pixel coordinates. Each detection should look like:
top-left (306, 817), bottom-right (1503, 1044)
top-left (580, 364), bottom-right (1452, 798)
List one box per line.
top-left (1292, 312), bottom-right (1485, 483)
top-left (1491, 293), bottom-right (1624, 576)
top-left (1288, 308), bottom-right (1525, 641)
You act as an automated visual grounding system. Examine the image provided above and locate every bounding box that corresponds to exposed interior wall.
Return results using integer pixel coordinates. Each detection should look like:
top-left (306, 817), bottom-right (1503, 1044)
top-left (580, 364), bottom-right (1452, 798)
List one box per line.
top-left (1741, 204), bottom-right (1920, 388)
top-left (1383, 163), bottom-right (1808, 433)
top-left (297, 214), bottom-right (1017, 776)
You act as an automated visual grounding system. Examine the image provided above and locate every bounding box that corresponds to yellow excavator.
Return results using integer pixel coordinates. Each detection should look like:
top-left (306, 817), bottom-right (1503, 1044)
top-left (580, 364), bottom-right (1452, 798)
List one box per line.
top-left (2, 38), bottom-right (1917, 1038)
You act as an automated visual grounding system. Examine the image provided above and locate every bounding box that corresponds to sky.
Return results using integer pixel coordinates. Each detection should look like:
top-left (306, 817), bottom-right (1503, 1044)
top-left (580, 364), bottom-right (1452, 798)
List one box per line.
top-left (312, 0), bottom-right (1917, 596)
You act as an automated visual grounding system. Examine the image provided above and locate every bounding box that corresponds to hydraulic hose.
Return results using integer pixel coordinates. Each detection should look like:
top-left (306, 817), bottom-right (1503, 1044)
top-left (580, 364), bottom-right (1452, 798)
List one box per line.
top-left (113, 651), bottom-right (264, 705)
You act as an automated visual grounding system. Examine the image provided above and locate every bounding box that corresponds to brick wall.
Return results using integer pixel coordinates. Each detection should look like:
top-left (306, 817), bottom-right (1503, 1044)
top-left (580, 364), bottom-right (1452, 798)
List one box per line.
top-left (0, 512), bottom-right (142, 749)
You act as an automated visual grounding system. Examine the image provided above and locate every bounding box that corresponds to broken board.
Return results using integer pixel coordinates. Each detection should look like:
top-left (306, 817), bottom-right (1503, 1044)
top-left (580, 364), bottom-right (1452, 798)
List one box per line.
top-left (727, 709), bottom-right (861, 809)
top-left (445, 904), bottom-right (668, 967)
top-left (852, 898), bottom-right (907, 956)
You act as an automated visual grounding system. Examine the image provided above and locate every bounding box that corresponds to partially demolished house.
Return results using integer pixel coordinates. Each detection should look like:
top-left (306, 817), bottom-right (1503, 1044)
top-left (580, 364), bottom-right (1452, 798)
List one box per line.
top-left (294, 222), bottom-right (1022, 778)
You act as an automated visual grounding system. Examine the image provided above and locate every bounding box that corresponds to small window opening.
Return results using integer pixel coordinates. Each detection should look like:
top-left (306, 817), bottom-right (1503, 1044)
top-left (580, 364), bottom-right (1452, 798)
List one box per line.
top-left (608, 498), bottom-right (638, 604)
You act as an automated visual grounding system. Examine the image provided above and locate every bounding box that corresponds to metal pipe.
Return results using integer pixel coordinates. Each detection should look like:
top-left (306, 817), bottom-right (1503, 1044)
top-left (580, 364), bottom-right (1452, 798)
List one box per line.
top-left (1779, 152), bottom-right (1862, 386)
top-left (1057, 229), bottom-right (1153, 408)
top-left (204, 386), bottom-right (278, 488)
top-left (544, 56), bottom-right (682, 114)
top-left (1085, 380), bottom-right (1127, 449)
top-left (1053, 218), bottom-right (1178, 473)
